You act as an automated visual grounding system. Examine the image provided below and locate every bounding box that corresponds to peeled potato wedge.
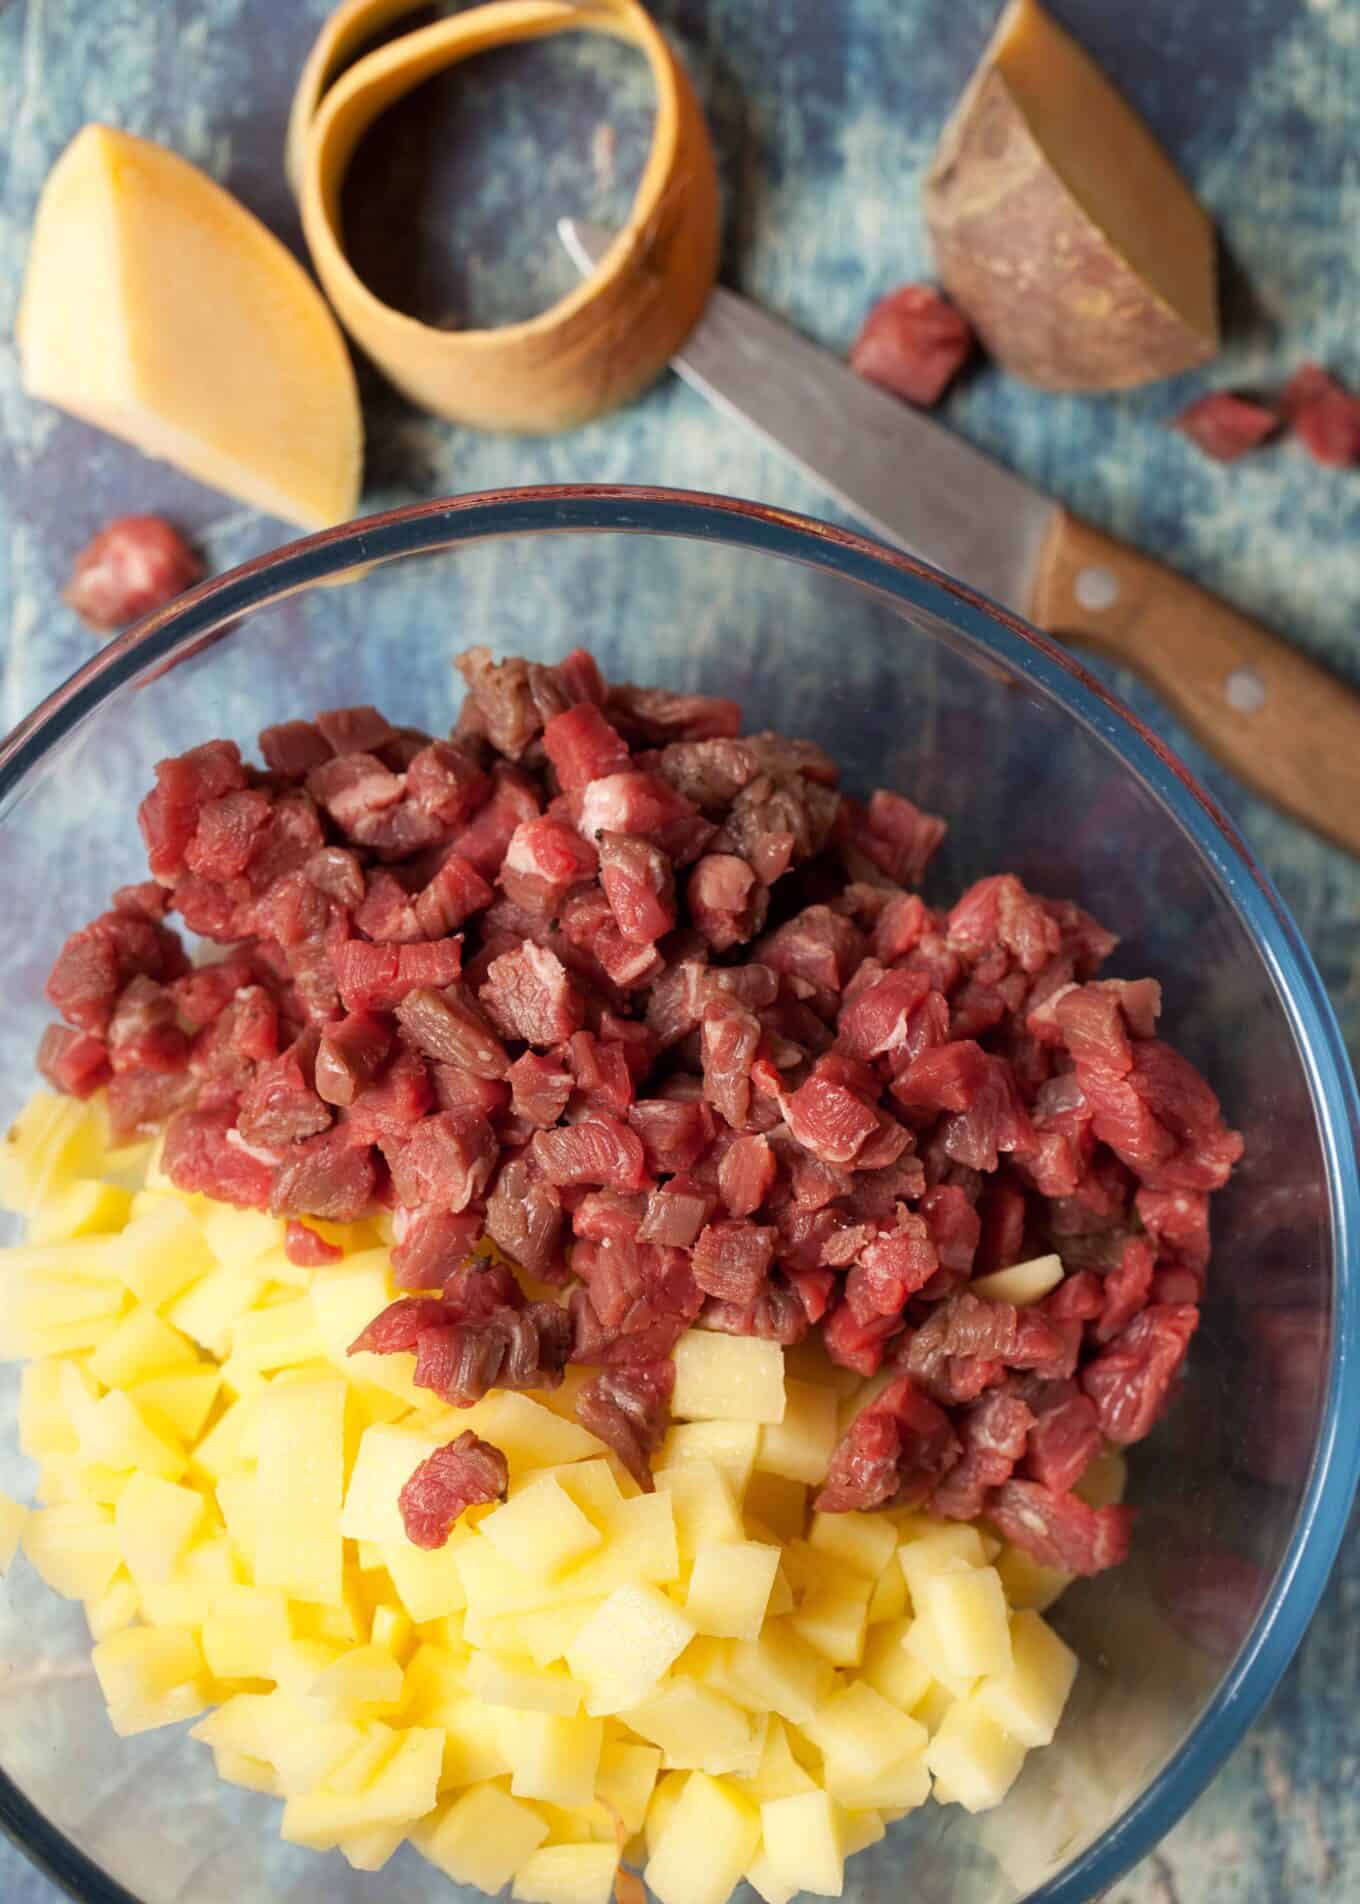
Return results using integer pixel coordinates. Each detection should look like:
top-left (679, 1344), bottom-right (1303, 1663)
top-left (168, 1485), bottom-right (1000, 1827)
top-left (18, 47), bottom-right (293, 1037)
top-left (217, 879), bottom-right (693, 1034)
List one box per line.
top-left (924, 0), bottom-right (1218, 390)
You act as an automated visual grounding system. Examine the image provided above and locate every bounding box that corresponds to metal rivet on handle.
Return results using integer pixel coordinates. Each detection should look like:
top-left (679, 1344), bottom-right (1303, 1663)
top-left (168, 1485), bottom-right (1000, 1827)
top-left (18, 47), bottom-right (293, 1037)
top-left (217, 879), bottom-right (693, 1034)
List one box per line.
top-left (1074, 565), bottom-right (1119, 612)
top-left (1225, 666), bottom-right (1269, 714)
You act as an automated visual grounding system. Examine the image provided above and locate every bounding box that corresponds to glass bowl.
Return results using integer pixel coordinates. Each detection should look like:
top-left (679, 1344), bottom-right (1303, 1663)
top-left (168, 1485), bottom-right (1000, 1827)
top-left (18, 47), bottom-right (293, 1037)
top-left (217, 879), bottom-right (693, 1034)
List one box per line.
top-left (0, 485), bottom-right (1355, 1904)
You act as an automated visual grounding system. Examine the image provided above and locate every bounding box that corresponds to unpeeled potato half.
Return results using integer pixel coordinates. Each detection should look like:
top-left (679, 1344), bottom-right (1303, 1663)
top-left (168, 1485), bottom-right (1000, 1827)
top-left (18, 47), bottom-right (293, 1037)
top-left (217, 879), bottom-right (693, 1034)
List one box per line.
top-left (924, 0), bottom-right (1219, 391)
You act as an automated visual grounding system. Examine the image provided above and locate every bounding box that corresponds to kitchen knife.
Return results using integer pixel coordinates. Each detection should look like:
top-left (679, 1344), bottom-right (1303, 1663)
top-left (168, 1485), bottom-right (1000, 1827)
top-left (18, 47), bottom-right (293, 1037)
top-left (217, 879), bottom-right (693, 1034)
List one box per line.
top-left (560, 216), bottom-right (1360, 859)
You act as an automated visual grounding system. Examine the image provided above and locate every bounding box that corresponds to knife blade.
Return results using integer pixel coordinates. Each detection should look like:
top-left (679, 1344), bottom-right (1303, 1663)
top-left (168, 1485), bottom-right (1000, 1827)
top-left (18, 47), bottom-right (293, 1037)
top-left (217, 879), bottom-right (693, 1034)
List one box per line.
top-left (558, 217), bottom-right (1360, 859)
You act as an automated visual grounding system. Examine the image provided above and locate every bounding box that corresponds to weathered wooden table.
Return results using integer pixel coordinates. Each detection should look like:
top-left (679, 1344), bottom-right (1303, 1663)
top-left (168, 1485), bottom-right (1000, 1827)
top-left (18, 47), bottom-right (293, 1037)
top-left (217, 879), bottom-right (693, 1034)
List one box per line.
top-left (1, 0), bottom-right (1357, 1898)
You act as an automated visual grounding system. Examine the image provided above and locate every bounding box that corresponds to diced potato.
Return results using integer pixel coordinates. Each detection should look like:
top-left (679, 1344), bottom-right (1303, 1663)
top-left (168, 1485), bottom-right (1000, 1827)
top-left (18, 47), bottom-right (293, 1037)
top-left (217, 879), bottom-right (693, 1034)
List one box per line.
top-left (968, 1254), bottom-right (1064, 1306)
top-left (513, 1843), bottom-right (619, 1904)
top-left (85, 1573), bottom-right (139, 1641)
top-left (451, 1390), bottom-right (605, 1468)
top-left (202, 1586), bottom-right (294, 1682)
top-left (867, 1558), bottom-right (908, 1626)
top-left (554, 1492), bottom-right (680, 1603)
top-left (341, 1422), bottom-right (441, 1547)
top-left (467, 1653), bottom-right (581, 1716)
top-left (381, 1534), bottom-right (468, 1625)
top-left (214, 1467), bottom-right (258, 1571)
top-left (743, 1471), bottom-right (809, 1546)
top-left (440, 1695), bottom-right (516, 1787)
top-left (822, 1749), bottom-right (932, 1813)
top-left (596, 1735), bottom-right (662, 1834)
top-left (254, 1373), bottom-right (345, 1606)
top-left (994, 1544), bottom-right (1074, 1614)
top-left (747, 1848), bottom-right (798, 1904)
top-left (645, 1772), bottom-right (760, 1904)
top-left (92, 1624), bottom-right (209, 1735)
top-left (166, 1267), bottom-right (269, 1360)
top-left (496, 1709), bottom-right (603, 1807)
top-left (114, 1471), bottom-right (203, 1587)
top-left (672, 1333), bottom-right (786, 1425)
top-left (806, 1679), bottom-right (928, 1791)
top-left (338, 1823), bottom-right (406, 1872)
top-left (757, 1380), bottom-right (838, 1485)
top-left (2, 1270), bottom-right (127, 1358)
top-left (283, 1726), bottom-right (443, 1844)
top-left (748, 1716), bottom-right (817, 1802)
top-left (659, 1420), bottom-right (762, 1494)
top-left (686, 1540), bottom-right (781, 1641)
top-left (23, 1500), bottom-right (122, 1599)
top-left (1075, 1445), bottom-right (1127, 1508)
top-left (790, 1565), bottom-right (872, 1667)
top-left (760, 1789), bottom-right (844, 1898)
top-left (656, 1461), bottom-right (744, 1559)
top-left (481, 1475), bottom-right (603, 1581)
top-left (19, 1358), bottom-right (86, 1456)
top-left (105, 1200), bottom-right (216, 1310)
top-left (0, 1490), bottom-right (28, 1573)
top-left (537, 1457), bottom-right (624, 1524)
top-left (127, 1367), bottom-right (220, 1444)
top-left (565, 1584), bottom-right (694, 1716)
top-left (924, 1694), bottom-right (1027, 1812)
top-left (416, 1782), bottom-right (549, 1891)
top-left (726, 1622), bottom-right (826, 1729)
top-left (79, 1389), bottom-right (185, 1481)
top-left (626, 1679), bottom-right (761, 1777)
top-left (229, 1297), bottom-right (327, 1377)
top-left (88, 1306), bottom-right (198, 1390)
top-left (369, 1603), bottom-right (413, 1664)
top-left (898, 1523), bottom-right (988, 1600)
top-left (809, 1510), bottom-right (898, 1581)
top-left (199, 1202), bottom-right (285, 1270)
top-left (841, 1808), bottom-right (886, 1856)
top-left (974, 1610), bottom-right (1077, 1747)
top-left (644, 1770), bottom-right (689, 1857)
top-left (902, 1603), bottom-right (978, 1701)
top-left (912, 1680), bottom-right (955, 1736)
top-left (306, 1643), bottom-right (404, 1720)
top-left (27, 1178), bottom-right (132, 1246)
top-left (213, 1745), bottom-right (278, 1795)
top-left (914, 1566), bottom-right (1013, 1681)
top-left (859, 1618), bottom-right (934, 1714)
top-left (488, 1604), bottom-right (591, 1672)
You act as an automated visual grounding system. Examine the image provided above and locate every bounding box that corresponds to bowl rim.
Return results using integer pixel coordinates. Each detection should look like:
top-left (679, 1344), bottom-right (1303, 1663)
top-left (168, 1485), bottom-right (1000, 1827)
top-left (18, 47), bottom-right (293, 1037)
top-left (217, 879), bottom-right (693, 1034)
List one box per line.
top-left (2, 482), bottom-right (1357, 1904)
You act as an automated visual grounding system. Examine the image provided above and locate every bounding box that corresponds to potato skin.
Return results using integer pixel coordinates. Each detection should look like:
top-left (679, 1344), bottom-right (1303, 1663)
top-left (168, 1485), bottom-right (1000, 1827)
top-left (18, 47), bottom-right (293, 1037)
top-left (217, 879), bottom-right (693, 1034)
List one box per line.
top-left (924, 70), bottom-right (1217, 392)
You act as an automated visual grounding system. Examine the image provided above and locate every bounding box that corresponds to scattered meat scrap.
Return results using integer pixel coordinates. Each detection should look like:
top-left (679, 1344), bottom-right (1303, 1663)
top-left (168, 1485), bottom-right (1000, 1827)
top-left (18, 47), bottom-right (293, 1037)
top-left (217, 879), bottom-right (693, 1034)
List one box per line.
top-left (64, 515), bottom-right (203, 632)
top-left (849, 284), bottom-right (975, 407)
top-left (37, 646), bottom-right (1241, 1565)
top-left (1172, 392), bottom-right (1279, 462)
top-left (1282, 363), bottom-right (1360, 468)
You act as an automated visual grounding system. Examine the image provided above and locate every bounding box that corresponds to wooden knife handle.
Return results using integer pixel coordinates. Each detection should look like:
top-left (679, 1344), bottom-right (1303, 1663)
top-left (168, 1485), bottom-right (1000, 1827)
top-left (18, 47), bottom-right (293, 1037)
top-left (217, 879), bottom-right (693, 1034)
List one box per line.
top-left (1029, 509), bottom-right (1360, 858)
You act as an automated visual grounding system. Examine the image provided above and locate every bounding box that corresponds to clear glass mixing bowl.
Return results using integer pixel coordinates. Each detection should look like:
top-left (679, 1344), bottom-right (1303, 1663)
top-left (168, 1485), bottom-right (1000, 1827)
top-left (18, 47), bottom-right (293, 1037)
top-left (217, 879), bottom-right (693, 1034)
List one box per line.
top-left (0, 486), bottom-right (1355, 1904)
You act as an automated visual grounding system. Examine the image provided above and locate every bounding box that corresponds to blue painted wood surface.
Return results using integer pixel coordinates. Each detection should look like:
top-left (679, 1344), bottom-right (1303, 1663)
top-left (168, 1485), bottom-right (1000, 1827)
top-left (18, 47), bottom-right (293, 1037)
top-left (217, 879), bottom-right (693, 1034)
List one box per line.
top-left (0, 1), bottom-right (1357, 1899)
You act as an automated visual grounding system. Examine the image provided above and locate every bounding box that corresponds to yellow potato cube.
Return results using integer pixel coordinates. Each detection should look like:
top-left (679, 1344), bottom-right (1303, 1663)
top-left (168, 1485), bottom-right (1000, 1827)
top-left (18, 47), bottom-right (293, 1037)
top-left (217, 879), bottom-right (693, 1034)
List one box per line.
top-left (127, 1368), bottom-right (220, 1444)
top-left (92, 1624), bottom-right (208, 1735)
top-left (23, 1500), bottom-right (122, 1600)
top-left (914, 1566), bottom-right (1012, 1682)
top-left (416, 1782), bottom-right (549, 1891)
top-left (625, 1679), bottom-right (761, 1777)
top-left (85, 1574), bottom-right (139, 1642)
top-left (746, 1849), bottom-right (798, 1904)
top-left (105, 1199), bottom-right (216, 1310)
top-left (686, 1540), bottom-right (781, 1641)
top-left (760, 1789), bottom-right (844, 1898)
top-left (726, 1622), bottom-right (826, 1729)
top-left (26, 1178), bottom-right (132, 1246)
top-left (19, 1358), bottom-right (85, 1457)
top-left (283, 1726), bottom-right (443, 1843)
top-left (254, 1372), bottom-right (345, 1606)
top-left (974, 1610), bottom-right (1077, 1748)
top-left (743, 1471), bottom-right (809, 1546)
top-left (338, 1823), bottom-right (406, 1872)
top-left (566, 1491), bottom-right (679, 1599)
top-left (306, 1643), bottom-right (404, 1720)
top-left (441, 1696), bottom-right (515, 1787)
top-left (596, 1735), bottom-right (662, 1834)
top-left (370, 1604), bottom-right (414, 1664)
top-left (536, 1456), bottom-right (624, 1524)
top-left (790, 1566), bottom-right (872, 1667)
top-left (0, 1491), bottom-right (28, 1573)
top-left (165, 1266), bottom-right (269, 1361)
top-left (481, 1475), bottom-right (603, 1581)
top-left (513, 1843), bottom-right (619, 1904)
top-left (968, 1253), bottom-right (1063, 1305)
top-left (341, 1422), bottom-right (441, 1547)
top-left (214, 1468), bottom-right (258, 1571)
top-left (924, 1695), bottom-right (1027, 1812)
top-left (381, 1535), bottom-right (468, 1625)
top-left (860, 1618), bottom-right (933, 1714)
top-left (452, 1390), bottom-right (605, 1468)
top-left (506, 1604), bottom-right (594, 1671)
top-left (912, 1680), bottom-right (955, 1736)
top-left (467, 1653), bottom-right (582, 1716)
top-left (822, 1750), bottom-right (931, 1813)
top-left (672, 1332), bottom-right (786, 1425)
top-left (565, 1583), bottom-right (694, 1716)
top-left (868, 1558), bottom-right (908, 1626)
top-left (199, 1201), bottom-right (284, 1270)
top-left (756, 1379), bottom-right (838, 1485)
top-left (310, 1257), bottom-right (428, 1411)
top-left (644, 1770), bottom-right (689, 1856)
top-left (88, 1306), bottom-right (198, 1390)
top-left (902, 1604), bottom-right (977, 1701)
top-left (114, 1472), bottom-right (203, 1587)
top-left (0, 1092), bottom-right (98, 1209)
top-left (806, 1681), bottom-right (928, 1791)
top-left (656, 1461), bottom-right (744, 1559)
top-left (645, 1772), bottom-right (760, 1904)
top-left (809, 1510), bottom-right (898, 1581)
top-left (658, 1420), bottom-right (763, 1494)
top-left (496, 1709), bottom-right (603, 1807)
top-left (1075, 1445), bottom-right (1128, 1508)
top-left (202, 1586), bottom-right (294, 1682)
top-left (212, 1745), bottom-right (278, 1795)
top-left (79, 1390), bottom-right (185, 1481)
top-left (994, 1544), bottom-right (1075, 1614)
top-left (229, 1297), bottom-right (327, 1377)
top-left (841, 1809), bottom-right (886, 1856)
top-left (3, 1270), bottom-right (126, 1358)
top-left (898, 1523), bottom-right (988, 1602)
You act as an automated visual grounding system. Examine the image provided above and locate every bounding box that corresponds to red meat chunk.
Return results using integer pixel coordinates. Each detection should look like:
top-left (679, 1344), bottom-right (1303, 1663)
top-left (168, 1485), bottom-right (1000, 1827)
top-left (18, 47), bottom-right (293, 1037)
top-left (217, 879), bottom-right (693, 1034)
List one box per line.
top-left (575, 1361), bottom-right (675, 1489)
top-left (1173, 393), bottom-right (1279, 462)
top-left (270, 1128), bottom-right (379, 1223)
top-left (162, 1107), bottom-right (276, 1209)
top-left (1283, 363), bottom-right (1360, 467)
top-left (386, 1110), bottom-right (498, 1214)
top-left (543, 703), bottom-right (631, 790)
top-left (500, 819), bottom-right (599, 914)
top-left (816, 1376), bottom-right (961, 1513)
top-left (1021, 1382), bottom-right (1103, 1495)
top-left (37, 1025), bottom-right (111, 1098)
top-left (849, 284), bottom-right (974, 408)
top-left (285, 1220), bottom-right (343, 1267)
top-left (929, 1388), bottom-right (1034, 1522)
top-left (1081, 1302), bottom-right (1199, 1444)
top-left (688, 855), bottom-right (765, 952)
top-left (691, 1220), bottom-right (777, 1304)
top-left (598, 833), bottom-right (677, 945)
top-left (479, 943), bottom-right (585, 1046)
top-left (530, 1117), bottom-right (648, 1193)
top-left (400, 1431), bottom-right (508, 1548)
top-left (64, 515), bottom-right (202, 632)
top-left (987, 1478), bottom-right (1133, 1576)
top-left (334, 940), bottom-right (463, 1014)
